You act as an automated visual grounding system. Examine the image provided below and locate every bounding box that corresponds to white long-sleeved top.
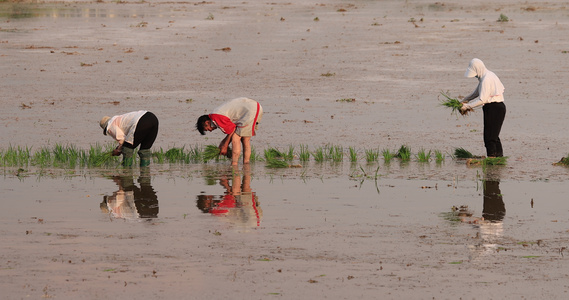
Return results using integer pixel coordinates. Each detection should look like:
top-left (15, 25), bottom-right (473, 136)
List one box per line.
top-left (106, 110), bottom-right (147, 145)
top-left (463, 58), bottom-right (505, 109)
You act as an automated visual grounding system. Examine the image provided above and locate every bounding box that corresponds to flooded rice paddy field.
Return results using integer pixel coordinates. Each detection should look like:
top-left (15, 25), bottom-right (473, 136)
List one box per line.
top-left (2, 161), bottom-right (569, 299)
top-left (2, 0), bottom-right (569, 298)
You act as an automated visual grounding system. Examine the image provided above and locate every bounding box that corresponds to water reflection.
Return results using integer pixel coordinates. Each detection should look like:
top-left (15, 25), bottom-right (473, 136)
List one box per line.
top-left (0, 4), bottom-right (143, 19)
top-left (196, 166), bottom-right (262, 228)
top-left (469, 168), bottom-right (506, 259)
top-left (100, 169), bottom-right (158, 220)
top-left (482, 180), bottom-right (506, 222)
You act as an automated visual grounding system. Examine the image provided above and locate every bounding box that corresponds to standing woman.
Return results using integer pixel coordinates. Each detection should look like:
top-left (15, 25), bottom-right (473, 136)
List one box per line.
top-left (460, 58), bottom-right (506, 157)
top-left (100, 110), bottom-right (159, 167)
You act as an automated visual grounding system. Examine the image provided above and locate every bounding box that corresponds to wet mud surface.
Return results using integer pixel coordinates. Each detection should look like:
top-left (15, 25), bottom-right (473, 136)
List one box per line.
top-left (2, 0), bottom-right (569, 299)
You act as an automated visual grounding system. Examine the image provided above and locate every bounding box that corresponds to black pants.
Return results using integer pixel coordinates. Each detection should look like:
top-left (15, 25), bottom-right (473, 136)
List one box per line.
top-left (482, 102), bottom-right (506, 157)
top-left (124, 112), bottom-right (159, 150)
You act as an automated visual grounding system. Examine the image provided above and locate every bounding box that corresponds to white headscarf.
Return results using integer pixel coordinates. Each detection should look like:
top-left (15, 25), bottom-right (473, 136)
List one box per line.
top-left (465, 58), bottom-right (504, 103)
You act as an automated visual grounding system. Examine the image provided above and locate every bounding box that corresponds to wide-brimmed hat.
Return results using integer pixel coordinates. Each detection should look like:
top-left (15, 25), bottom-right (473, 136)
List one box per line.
top-left (100, 116), bottom-right (111, 135)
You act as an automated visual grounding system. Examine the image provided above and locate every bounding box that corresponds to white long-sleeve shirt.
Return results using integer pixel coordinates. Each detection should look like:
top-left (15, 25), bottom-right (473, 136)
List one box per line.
top-left (106, 110), bottom-right (147, 145)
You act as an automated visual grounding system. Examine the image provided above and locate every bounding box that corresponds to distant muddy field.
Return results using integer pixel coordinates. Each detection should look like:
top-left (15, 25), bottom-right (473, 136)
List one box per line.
top-left (2, 0), bottom-right (569, 299)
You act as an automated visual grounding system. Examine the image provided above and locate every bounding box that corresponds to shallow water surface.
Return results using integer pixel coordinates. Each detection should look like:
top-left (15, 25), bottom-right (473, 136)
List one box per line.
top-left (2, 162), bottom-right (569, 298)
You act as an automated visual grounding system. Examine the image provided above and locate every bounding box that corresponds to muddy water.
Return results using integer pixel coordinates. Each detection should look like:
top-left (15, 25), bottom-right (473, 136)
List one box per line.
top-left (2, 162), bottom-right (569, 298)
top-left (3, 0), bottom-right (569, 298)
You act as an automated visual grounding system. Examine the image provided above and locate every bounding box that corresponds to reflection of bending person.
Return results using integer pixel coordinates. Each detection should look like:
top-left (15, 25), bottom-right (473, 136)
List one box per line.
top-left (101, 172), bottom-right (158, 220)
top-left (196, 166), bottom-right (262, 228)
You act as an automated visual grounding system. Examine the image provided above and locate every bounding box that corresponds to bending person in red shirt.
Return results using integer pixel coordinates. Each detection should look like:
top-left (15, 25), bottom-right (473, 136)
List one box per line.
top-left (196, 97), bottom-right (263, 166)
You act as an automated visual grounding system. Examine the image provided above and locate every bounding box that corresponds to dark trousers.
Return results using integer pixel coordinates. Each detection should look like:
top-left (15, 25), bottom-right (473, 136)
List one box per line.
top-left (124, 112), bottom-right (159, 150)
top-left (482, 102), bottom-right (506, 157)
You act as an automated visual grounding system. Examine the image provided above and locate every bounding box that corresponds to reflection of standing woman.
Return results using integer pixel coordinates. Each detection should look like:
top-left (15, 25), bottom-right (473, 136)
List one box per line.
top-left (482, 180), bottom-right (505, 222)
top-left (460, 58), bottom-right (506, 157)
top-left (100, 111), bottom-right (159, 166)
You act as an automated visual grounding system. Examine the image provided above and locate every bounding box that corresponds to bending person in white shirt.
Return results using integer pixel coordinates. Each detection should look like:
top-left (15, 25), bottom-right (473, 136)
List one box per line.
top-left (460, 58), bottom-right (506, 157)
top-left (100, 111), bottom-right (159, 167)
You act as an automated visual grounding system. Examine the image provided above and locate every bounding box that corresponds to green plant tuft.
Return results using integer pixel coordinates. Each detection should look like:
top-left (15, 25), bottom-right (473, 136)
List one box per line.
top-left (454, 147), bottom-right (474, 159)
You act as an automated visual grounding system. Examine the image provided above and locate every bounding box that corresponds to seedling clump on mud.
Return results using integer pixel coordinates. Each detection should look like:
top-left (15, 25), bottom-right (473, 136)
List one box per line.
top-left (454, 147), bottom-right (475, 159)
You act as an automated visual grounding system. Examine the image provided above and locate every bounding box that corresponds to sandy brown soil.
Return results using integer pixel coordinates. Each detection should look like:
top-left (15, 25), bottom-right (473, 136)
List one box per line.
top-left (2, 0), bottom-right (569, 299)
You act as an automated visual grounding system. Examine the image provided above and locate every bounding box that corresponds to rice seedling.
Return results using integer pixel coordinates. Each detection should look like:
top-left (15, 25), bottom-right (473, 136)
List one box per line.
top-left (165, 147), bottom-right (186, 163)
top-left (396, 145), bottom-right (411, 161)
top-left (152, 148), bottom-right (166, 164)
top-left (51, 144), bottom-right (82, 168)
top-left (53, 144), bottom-right (67, 165)
top-left (265, 158), bottom-right (290, 168)
top-left (1, 145), bottom-right (31, 167)
top-left (313, 147), bottom-right (325, 162)
top-left (250, 147), bottom-right (262, 162)
top-left (299, 145), bottom-right (310, 162)
top-left (87, 145), bottom-right (116, 167)
top-left (381, 148), bottom-right (395, 163)
top-left (497, 14), bottom-right (509, 22)
top-left (349, 147), bottom-right (358, 162)
top-left (435, 150), bottom-right (445, 163)
top-left (285, 145), bottom-right (295, 161)
top-left (365, 148), bottom-right (380, 163)
top-left (416, 148), bottom-right (432, 162)
top-left (454, 147), bottom-right (474, 159)
top-left (187, 145), bottom-right (201, 162)
top-left (330, 145), bottom-right (344, 162)
top-left (31, 146), bottom-right (52, 168)
top-left (264, 147), bottom-right (285, 160)
top-left (440, 91), bottom-right (471, 116)
top-left (66, 145), bottom-right (81, 168)
top-left (203, 145), bottom-right (222, 162)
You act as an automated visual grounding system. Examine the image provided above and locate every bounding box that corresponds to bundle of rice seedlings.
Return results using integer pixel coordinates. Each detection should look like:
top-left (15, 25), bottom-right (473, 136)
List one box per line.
top-left (264, 148), bottom-right (284, 160)
top-left (454, 147), bottom-right (474, 159)
top-left (483, 156), bottom-right (507, 165)
top-left (554, 154), bottom-right (569, 166)
top-left (265, 158), bottom-right (290, 168)
top-left (440, 91), bottom-right (472, 116)
top-left (466, 157), bottom-right (507, 166)
top-left (396, 145), bottom-right (411, 161)
top-left (203, 145), bottom-right (221, 162)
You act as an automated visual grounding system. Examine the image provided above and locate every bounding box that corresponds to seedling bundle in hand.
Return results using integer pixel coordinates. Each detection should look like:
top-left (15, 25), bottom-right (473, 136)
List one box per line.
top-left (440, 91), bottom-right (472, 116)
top-left (203, 145), bottom-right (231, 162)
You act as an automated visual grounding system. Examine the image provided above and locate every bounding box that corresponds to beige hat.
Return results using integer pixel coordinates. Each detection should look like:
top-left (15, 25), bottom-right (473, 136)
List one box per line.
top-left (100, 116), bottom-right (111, 135)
